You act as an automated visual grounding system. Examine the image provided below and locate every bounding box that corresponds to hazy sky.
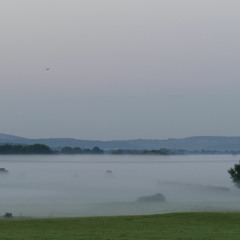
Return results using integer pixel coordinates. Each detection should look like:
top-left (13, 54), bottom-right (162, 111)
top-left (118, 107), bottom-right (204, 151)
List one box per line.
top-left (1, 0), bottom-right (240, 140)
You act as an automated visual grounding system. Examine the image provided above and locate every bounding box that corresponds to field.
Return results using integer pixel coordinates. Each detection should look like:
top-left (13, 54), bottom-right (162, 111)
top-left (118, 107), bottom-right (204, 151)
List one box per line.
top-left (1, 212), bottom-right (240, 240)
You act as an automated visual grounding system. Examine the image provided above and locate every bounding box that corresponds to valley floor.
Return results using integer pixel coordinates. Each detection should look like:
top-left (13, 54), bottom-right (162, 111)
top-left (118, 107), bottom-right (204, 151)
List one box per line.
top-left (0, 212), bottom-right (240, 240)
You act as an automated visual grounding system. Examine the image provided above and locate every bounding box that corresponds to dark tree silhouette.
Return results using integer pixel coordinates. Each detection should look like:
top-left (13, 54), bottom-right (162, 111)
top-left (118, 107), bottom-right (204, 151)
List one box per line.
top-left (228, 162), bottom-right (240, 188)
top-left (0, 144), bottom-right (53, 154)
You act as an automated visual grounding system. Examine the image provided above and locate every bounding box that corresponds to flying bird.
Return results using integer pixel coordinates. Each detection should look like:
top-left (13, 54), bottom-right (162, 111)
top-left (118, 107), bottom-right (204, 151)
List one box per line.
top-left (45, 68), bottom-right (50, 71)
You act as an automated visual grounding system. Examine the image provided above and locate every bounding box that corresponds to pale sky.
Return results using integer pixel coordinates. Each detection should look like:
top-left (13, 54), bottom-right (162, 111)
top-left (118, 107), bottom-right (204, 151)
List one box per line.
top-left (1, 0), bottom-right (240, 140)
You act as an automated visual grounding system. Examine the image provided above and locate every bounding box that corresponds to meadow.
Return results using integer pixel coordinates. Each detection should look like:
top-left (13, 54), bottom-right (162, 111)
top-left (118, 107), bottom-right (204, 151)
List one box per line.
top-left (1, 212), bottom-right (240, 240)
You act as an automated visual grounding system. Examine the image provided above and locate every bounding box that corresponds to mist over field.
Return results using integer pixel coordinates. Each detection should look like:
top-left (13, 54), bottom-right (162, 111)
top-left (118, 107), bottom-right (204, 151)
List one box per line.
top-left (0, 154), bottom-right (240, 217)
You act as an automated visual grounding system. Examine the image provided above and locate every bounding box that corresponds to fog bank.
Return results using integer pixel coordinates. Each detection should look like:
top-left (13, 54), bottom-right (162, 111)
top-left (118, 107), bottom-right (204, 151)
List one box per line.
top-left (0, 154), bottom-right (239, 217)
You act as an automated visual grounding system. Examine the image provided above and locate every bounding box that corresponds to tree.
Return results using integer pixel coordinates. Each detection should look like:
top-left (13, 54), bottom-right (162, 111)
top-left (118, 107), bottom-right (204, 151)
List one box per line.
top-left (91, 146), bottom-right (104, 154)
top-left (61, 147), bottom-right (82, 154)
top-left (61, 147), bottom-right (74, 154)
top-left (27, 144), bottom-right (53, 154)
top-left (228, 162), bottom-right (240, 188)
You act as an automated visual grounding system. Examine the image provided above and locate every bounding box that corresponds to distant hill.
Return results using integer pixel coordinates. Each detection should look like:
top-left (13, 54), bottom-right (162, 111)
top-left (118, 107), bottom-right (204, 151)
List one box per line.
top-left (1, 133), bottom-right (240, 151)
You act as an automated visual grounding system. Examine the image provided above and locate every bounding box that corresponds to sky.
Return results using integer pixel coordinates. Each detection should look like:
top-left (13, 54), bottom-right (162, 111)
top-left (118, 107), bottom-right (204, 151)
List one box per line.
top-left (1, 0), bottom-right (240, 140)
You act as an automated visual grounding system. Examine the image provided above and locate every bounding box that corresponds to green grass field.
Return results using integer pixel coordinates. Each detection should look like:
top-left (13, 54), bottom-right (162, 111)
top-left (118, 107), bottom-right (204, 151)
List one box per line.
top-left (1, 212), bottom-right (240, 240)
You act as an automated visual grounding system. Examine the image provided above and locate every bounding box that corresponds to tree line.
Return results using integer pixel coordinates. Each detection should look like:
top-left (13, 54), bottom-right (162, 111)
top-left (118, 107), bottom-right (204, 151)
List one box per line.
top-left (0, 144), bottom-right (176, 155)
top-left (0, 144), bottom-right (53, 154)
top-left (0, 144), bottom-right (104, 155)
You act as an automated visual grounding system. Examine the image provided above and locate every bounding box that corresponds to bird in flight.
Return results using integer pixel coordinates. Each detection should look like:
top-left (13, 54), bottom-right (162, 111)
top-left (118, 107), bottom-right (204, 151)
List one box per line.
top-left (45, 68), bottom-right (50, 71)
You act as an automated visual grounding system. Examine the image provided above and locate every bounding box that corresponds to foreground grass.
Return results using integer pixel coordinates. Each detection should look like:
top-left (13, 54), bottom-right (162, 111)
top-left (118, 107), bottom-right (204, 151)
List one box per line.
top-left (1, 212), bottom-right (240, 240)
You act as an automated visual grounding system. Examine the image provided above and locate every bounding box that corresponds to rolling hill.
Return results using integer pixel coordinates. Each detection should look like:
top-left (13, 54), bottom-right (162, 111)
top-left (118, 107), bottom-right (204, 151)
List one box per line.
top-left (1, 133), bottom-right (240, 151)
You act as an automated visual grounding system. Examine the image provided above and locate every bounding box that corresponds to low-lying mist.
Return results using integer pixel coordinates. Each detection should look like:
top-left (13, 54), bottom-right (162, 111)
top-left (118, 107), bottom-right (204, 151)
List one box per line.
top-left (0, 154), bottom-right (239, 217)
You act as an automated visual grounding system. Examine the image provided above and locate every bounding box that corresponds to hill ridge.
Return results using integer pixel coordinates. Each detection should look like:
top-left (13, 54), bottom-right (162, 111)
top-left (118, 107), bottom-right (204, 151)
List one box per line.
top-left (1, 133), bottom-right (240, 151)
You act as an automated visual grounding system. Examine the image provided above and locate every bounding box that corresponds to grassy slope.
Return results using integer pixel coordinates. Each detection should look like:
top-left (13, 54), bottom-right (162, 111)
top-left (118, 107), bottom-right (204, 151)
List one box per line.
top-left (0, 212), bottom-right (240, 240)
